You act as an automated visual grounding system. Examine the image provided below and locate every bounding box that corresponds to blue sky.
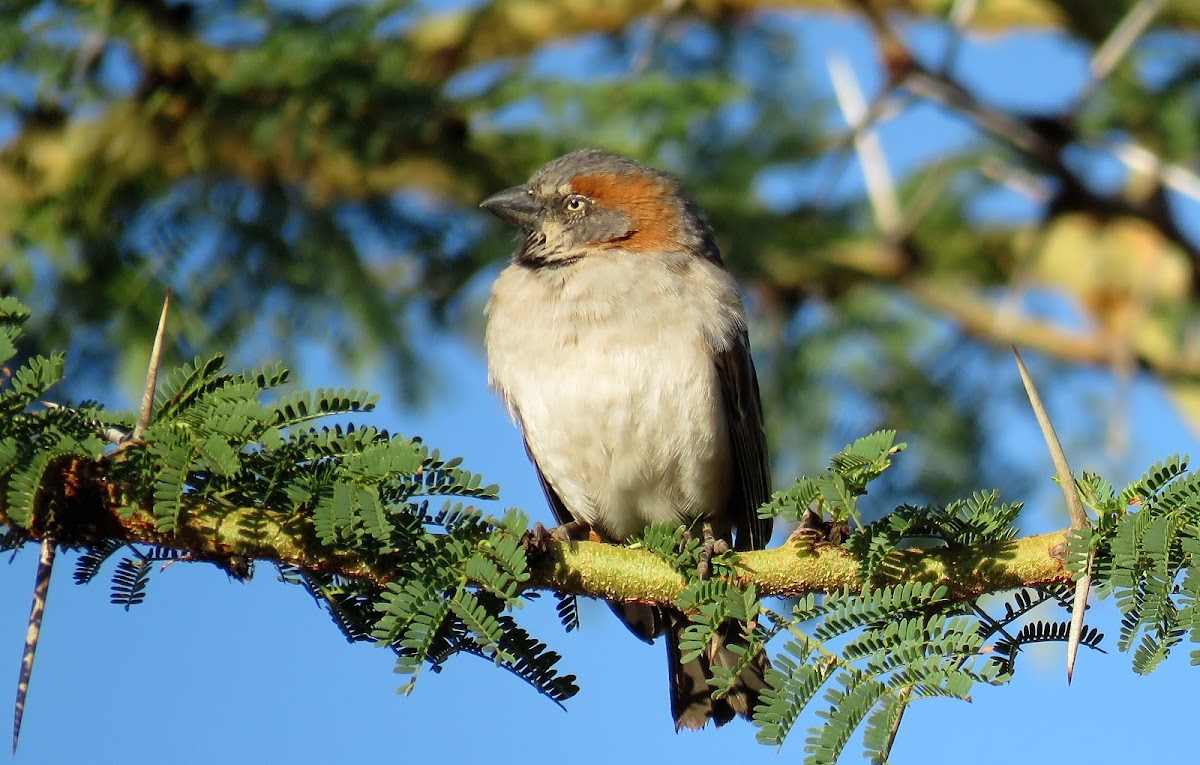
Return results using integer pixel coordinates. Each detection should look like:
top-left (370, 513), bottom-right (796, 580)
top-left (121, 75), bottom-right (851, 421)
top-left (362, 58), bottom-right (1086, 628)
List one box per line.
top-left (3, 8), bottom-right (1200, 765)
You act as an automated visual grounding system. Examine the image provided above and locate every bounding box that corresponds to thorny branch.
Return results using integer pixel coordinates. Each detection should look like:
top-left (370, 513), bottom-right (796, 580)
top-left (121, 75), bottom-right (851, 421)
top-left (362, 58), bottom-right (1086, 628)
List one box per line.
top-left (828, 0), bottom-right (1200, 376)
top-left (0, 456), bottom-right (1072, 607)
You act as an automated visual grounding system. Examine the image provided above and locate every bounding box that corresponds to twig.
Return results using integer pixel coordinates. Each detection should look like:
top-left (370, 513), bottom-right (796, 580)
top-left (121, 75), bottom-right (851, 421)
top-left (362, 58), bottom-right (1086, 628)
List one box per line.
top-left (979, 157), bottom-right (1052, 203)
top-left (904, 70), bottom-right (1062, 164)
top-left (828, 51), bottom-right (901, 234)
top-left (813, 90), bottom-right (909, 212)
top-left (39, 401), bottom-right (128, 444)
top-left (1073, 0), bottom-right (1196, 206)
top-left (940, 0), bottom-right (978, 74)
top-left (898, 52), bottom-right (1200, 287)
top-left (879, 685), bottom-right (912, 761)
top-left (890, 163), bottom-right (953, 242)
top-left (1089, 0), bottom-right (1167, 86)
top-left (1109, 141), bottom-right (1200, 203)
top-left (629, 0), bottom-right (685, 75)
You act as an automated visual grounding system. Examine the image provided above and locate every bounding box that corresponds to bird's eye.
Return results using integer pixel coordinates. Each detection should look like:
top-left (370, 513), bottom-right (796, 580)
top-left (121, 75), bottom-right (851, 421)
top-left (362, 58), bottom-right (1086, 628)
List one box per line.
top-left (563, 195), bottom-right (589, 213)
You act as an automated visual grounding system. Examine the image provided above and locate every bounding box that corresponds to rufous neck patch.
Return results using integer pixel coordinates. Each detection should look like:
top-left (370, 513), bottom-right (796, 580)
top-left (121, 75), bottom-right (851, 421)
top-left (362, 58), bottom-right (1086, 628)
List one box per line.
top-left (568, 173), bottom-right (682, 252)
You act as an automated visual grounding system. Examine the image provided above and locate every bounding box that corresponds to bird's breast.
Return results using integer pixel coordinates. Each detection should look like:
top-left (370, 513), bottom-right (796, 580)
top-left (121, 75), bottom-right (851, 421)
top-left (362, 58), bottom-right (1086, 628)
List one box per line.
top-left (485, 255), bottom-right (741, 541)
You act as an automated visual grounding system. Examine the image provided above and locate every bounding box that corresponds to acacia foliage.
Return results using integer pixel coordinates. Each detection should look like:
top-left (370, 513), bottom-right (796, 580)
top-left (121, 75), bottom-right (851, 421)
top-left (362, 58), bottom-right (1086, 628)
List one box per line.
top-left (5, 298), bottom-right (1200, 762)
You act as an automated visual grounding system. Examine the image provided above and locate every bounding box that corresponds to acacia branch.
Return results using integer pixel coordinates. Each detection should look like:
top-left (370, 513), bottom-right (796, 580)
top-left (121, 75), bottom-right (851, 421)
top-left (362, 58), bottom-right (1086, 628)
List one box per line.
top-left (408, 0), bottom-right (1200, 78)
top-left (533, 528), bottom-right (1070, 603)
top-left (0, 457), bottom-right (1071, 605)
top-left (763, 238), bottom-right (1200, 383)
top-left (848, 5), bottom-right (1200, 289)
top-left (7, 0), bottom-right (1199, 214)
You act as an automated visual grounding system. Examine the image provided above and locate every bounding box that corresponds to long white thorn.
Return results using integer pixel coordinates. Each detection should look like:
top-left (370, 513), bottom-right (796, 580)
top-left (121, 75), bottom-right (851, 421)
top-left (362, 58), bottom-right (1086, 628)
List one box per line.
top-left (12, 540), bottom-right (56, 754)
top-left (133, 290), bottom-right (171, 442)
top-left (1013, 348), bottom-right (1091, 683)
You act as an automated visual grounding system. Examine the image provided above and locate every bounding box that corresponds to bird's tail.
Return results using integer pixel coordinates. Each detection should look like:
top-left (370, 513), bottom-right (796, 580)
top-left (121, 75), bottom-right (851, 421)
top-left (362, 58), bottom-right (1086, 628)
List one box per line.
top-left (665, 609), bottom-right (768, 731)
top-left (609, 601), bottom-right (768, 730)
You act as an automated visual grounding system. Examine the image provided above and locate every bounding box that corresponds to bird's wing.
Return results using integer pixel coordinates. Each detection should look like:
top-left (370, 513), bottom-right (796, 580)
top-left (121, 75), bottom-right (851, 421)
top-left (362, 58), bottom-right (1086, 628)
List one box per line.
top-left (714, 330), bottom-right (773, 551)
top-left (516, 417), bottom-right (575, 527)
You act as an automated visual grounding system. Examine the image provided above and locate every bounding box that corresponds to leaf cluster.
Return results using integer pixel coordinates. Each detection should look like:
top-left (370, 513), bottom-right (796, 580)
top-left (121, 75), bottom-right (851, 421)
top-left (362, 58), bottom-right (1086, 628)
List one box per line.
top-left (1, 297), bottom-right (106, 531)
top-left (10, 299), bottom-right (1200, 760)
top-left (744, 441), bottom-right (1200, 761)
top-left (759, 430), bottom-right (907, 529)
top-left (1073, 457), bottom-right (1200, 673)
top-left (747, 433), bottom-right (1092, 763)
top-left (0, 298), bottom-right (574, 703)
top-left (754, 582), bottom-right (1008, 763)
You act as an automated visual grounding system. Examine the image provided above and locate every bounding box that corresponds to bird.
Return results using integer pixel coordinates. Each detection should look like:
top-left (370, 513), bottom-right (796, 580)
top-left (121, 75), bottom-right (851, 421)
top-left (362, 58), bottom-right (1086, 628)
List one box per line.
top-left (480, 147), bottom-right (773, 730)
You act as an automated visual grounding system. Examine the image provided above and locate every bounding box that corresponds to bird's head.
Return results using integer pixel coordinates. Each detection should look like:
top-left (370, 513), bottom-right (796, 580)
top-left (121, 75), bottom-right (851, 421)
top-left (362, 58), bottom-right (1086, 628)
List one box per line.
top-left (480, 148), bottom-right (719, 268)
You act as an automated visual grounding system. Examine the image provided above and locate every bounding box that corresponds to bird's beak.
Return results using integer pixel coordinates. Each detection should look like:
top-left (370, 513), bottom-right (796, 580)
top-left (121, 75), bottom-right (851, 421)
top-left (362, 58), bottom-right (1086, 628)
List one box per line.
top-left (480, 185), bottom-right (539, 231)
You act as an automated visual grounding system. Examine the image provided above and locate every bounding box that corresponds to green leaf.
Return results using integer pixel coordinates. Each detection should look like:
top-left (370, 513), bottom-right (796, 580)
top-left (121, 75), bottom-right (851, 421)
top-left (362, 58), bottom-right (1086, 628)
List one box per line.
top-left (357, 485), bottom-right (393, 545)
top-left (0, 353), bottom-right (65, 417)
top-left (198, 433), bottom-right (240, 478)
top-left (5, 452), bottom-right (52, 529)
top-left (150, 438), bottom-right (195, 532)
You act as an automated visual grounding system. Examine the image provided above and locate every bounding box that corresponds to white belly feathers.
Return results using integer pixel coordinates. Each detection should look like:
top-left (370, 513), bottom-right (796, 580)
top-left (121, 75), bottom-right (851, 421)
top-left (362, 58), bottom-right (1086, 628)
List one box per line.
top-left (485, 252), bottom-right (743, 542)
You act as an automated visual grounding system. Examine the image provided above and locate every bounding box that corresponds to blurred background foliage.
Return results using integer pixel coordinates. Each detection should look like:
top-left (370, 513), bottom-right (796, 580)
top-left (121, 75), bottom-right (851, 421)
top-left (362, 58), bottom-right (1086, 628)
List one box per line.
top-left (2, 0), bottom-right (1198, 511)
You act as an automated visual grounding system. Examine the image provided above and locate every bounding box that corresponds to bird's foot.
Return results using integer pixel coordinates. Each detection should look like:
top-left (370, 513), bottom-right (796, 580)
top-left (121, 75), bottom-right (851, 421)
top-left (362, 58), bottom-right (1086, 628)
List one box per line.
top-left (695, 522), bottom-right (730, 582)
top-left (825, 521), bottom-right (851, 546)
top-left (786, 509), bottom-right (851, 547)
top-left (521, 520), bottom-right (594, 561)
top-left (786, 509), bottom-right (826, 547)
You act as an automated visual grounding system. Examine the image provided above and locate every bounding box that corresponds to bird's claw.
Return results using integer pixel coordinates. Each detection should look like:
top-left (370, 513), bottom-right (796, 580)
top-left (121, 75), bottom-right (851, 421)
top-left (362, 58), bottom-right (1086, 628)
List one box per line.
top-left (786, 509), bottom-right (851, 547)
top-left (521, 520), bottom-right (594, 562)
top-left (696, 522), bottom-right (730, 582)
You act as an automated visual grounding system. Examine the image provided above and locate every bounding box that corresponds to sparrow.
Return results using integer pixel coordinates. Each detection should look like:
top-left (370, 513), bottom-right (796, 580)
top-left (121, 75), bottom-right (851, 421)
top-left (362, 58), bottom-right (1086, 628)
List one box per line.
top-left (481, 148), bottom-right (773, 730)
